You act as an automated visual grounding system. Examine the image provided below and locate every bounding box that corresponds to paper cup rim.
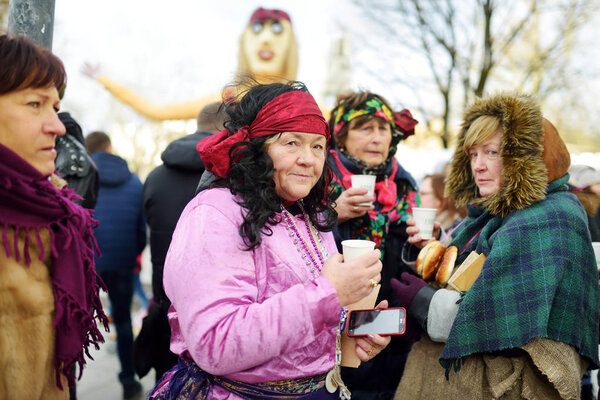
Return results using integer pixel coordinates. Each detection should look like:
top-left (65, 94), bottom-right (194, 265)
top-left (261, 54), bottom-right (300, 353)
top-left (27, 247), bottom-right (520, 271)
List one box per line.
top-left (341, 239), bottom-right (376, 248)
top-left (351, 175), bottom-right (376, 182)
top-left (351, 174), bottom-right (376, 178)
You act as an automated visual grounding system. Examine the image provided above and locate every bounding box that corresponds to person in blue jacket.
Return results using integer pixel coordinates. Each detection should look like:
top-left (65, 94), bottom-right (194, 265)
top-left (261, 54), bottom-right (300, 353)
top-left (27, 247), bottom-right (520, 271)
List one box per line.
top-left (86, 131), bottom-right (146, 400)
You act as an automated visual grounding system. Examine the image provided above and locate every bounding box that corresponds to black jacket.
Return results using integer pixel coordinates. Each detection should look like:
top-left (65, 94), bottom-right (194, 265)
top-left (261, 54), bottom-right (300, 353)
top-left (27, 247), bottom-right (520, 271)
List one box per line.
top-left (56, 112), bottom-right (99, 209)
top-left (135, 131), bottom-right (210, 379)
top-left (143, 131), bottom-right (211, 300)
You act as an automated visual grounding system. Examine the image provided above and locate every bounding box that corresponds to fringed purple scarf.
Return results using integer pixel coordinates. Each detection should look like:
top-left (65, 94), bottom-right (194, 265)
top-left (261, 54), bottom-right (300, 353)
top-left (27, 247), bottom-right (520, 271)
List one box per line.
top-left (0, 143), bottom-right (109, 389)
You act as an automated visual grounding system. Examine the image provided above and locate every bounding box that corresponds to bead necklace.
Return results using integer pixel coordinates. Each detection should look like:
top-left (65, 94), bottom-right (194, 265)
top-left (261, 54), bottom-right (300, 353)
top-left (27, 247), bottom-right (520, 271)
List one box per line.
top-left (281, 202), bottom-right (350, 399)
top-left (281, 201), bottom-right (326, 275)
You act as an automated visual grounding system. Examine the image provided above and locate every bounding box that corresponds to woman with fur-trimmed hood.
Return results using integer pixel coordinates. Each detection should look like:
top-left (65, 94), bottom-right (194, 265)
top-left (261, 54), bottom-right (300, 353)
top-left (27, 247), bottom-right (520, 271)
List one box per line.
top-left (390, 92), bottom-right (599, 399)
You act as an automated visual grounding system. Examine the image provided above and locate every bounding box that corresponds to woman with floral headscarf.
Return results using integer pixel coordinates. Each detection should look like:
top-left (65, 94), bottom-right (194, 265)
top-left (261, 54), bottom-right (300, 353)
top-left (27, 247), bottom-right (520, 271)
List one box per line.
top-left (328, 92), bottom-right (427, 400)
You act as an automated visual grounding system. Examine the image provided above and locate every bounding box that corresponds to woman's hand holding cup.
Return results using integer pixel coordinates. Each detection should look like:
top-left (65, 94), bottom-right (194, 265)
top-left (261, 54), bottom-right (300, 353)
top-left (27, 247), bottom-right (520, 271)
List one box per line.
top-left (406, 217), bottom-right (441, 249)
top-left (334, 187), bottom-right (374, 224)
top-left (321, 249), bottom-right (382, 307)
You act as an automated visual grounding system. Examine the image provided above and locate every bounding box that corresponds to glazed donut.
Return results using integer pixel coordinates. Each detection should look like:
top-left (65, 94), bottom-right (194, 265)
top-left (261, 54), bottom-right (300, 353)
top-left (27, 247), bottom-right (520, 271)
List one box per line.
top-left (417, 241), bottom-right (447, 281)
top-left (435, 245), bottom-right (458, 287)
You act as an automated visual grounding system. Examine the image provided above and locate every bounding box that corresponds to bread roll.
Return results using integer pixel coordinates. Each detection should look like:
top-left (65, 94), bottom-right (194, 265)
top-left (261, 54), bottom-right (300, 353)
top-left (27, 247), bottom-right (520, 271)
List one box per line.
top-left (418, 241), bottom-right (447, 281)
top-left (416, 241), bottom-right (432, 276)
top-left (435, 245), bottom-right (457, 287)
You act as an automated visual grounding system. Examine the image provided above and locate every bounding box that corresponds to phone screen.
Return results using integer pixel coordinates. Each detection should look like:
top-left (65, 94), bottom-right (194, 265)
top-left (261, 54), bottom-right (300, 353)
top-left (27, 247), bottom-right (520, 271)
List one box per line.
top-left (347, 308), bottom-right (406, 336)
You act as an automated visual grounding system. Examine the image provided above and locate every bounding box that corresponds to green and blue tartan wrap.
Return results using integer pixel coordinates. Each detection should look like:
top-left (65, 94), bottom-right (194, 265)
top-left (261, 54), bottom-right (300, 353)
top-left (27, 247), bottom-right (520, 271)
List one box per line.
top-left (440, 176), bottom-right (600, 373)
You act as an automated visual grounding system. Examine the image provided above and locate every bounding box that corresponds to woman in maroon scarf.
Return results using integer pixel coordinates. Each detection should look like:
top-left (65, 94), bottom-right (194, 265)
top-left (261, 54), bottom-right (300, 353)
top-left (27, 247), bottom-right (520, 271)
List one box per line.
top-left (0, 34), bottom-right (108, 400)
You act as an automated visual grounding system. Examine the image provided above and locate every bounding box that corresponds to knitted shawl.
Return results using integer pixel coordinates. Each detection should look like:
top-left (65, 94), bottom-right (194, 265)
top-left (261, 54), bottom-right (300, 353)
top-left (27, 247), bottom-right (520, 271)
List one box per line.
top-left (439, 92), bottom-right (599, 375)
top-left (440, 177), bottom-right (599, 372)
top-left (0, 144), bottom-right (109, 388)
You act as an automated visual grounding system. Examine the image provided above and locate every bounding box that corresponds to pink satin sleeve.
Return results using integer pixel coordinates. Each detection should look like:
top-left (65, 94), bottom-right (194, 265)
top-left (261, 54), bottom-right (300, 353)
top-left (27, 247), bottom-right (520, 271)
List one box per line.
top-left (163, 189), bottom-right (340, 383)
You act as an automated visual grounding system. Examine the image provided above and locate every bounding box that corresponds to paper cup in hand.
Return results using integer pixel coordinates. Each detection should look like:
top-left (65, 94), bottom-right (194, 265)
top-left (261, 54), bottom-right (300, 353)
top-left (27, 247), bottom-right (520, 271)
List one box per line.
top-left (351, 175), bottom-right (376, 206)
top-left (412, 207), bottom-right (437, 239)
top-left (342, 239), bottom-right (376, 262)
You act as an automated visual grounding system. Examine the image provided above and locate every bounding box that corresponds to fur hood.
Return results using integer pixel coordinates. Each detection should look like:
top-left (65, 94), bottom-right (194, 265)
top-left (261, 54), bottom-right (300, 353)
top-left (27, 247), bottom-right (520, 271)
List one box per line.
top-left (445, 93), bottom-right (570, 217)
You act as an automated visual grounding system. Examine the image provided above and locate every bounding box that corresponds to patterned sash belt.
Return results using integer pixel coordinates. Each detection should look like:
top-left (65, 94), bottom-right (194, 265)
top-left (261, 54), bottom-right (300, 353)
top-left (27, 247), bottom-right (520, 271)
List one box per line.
top-left (150, 358), bottom-right (333, 399)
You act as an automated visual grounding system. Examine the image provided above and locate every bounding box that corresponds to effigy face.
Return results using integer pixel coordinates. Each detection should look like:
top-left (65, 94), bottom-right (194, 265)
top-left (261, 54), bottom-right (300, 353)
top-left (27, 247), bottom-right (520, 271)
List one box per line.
top-left (241, 18), bottom-right (293, 77)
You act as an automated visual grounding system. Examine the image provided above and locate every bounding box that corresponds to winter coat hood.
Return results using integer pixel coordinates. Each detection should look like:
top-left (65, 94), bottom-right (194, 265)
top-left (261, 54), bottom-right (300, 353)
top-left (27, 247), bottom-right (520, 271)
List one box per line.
top-left (161, 131), bottom-right (210, 172)
top-left (91, 152), bottom-right (132, 187)
top-left (445, 92), bottom-right (570, 217)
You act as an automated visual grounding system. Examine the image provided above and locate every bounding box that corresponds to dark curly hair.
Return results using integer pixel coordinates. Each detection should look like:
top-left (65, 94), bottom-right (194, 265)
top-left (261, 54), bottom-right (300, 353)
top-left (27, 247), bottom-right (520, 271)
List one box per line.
top-left (213, 80), bottom-right (337, 250)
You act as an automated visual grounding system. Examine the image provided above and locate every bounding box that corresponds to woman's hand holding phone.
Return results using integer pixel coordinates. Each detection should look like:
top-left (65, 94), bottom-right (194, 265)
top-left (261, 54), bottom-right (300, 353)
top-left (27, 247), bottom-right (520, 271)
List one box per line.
top-left (353, 300), bottom-right (392, 362)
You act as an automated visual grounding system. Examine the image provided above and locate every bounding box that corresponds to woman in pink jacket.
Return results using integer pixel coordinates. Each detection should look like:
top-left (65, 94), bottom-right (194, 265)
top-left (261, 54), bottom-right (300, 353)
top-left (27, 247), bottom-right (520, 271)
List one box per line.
top-left (150, 81), bottom-right (390, 399)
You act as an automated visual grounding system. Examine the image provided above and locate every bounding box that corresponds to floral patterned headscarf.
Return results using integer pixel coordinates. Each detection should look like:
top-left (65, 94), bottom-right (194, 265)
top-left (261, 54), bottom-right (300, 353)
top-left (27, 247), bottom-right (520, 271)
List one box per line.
top-left (331, 96), bottom-right (418, 175)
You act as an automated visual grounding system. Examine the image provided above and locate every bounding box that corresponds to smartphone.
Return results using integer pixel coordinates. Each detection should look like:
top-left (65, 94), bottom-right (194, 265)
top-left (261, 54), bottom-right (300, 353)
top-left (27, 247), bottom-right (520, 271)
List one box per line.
top-left (346, 307), bottom-right (406, 337)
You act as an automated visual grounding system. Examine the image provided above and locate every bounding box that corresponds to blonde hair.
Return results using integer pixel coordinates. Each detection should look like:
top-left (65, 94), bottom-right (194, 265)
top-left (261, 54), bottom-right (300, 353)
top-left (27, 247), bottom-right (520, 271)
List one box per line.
top-left (237, 19), bottom-right (298, 82)
top-left (463, 115), bottom-right (502, 154)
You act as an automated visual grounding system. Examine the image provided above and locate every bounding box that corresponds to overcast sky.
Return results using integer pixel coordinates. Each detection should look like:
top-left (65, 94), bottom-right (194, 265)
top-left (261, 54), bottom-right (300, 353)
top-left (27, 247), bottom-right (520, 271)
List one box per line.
top-left (51, 0), bottom-right (600, 174)
top-left (53, 0), bottom-right (346, 129)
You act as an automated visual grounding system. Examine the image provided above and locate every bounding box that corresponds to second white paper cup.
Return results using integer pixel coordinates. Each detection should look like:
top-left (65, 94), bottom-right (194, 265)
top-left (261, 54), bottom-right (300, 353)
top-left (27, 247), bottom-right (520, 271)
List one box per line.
top-left (351, 175), bottom-right (376, 206)
top-left (592, 242), bottom-right (600, 267)
top-left (412, 207), bottom-right (437, 239)
top-left (342, 239), bottom-right (376, 262)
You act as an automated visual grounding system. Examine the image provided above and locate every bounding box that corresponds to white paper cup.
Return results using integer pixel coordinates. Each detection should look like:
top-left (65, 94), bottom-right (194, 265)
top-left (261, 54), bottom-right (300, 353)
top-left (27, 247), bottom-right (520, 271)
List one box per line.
top-left (342, 239), bottom-right (376, 262)
top-left (351, 175), bottom-right (376, 206)
top-left (412, 207), bottom-right (437, 239)
top-left (592, 242), bottom-right (600, 267)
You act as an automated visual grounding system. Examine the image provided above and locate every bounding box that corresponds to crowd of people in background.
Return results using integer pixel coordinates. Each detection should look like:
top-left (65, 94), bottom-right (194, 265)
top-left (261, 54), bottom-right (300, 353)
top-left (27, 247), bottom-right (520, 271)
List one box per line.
top-left (85, 130), bottom-right (147, 399)
top-left (2, 5), bottom-right (600, 400)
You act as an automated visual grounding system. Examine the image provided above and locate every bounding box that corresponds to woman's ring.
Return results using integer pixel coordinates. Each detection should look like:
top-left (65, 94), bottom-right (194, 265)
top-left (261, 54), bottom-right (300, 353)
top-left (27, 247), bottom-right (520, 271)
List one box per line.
top-left (366, 348), bottom-right (374, 357)
top-left (353, 205), bottom-right (358, 210)
top-left (370, 279), bottom-right (377, 288)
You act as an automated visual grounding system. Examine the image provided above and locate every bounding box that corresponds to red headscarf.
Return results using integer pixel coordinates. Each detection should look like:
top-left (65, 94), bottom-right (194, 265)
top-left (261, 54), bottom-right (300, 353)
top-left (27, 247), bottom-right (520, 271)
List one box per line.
top-left (197, 90), bottom-right (329, 179)
top-left (250, 8), bottom-right (291, 24)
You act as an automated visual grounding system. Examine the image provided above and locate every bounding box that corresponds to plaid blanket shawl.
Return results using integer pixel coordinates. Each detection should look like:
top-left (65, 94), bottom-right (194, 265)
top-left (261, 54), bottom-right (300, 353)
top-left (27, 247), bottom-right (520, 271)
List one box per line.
top-left (440, 176), bottom-right (599, 373)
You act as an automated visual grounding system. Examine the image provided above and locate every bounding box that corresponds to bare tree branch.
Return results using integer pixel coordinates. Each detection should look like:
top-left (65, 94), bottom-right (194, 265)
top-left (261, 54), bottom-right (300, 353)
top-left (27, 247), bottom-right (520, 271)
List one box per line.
top-left (348, 0), bottom-right (599, 148)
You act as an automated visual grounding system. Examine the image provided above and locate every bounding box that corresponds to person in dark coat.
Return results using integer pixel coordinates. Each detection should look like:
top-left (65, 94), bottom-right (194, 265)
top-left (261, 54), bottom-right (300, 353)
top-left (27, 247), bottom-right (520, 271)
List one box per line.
top-left (133, 103), bottom-right (226, 382)
top-left (56, 112), bottom-right (100, 210)
top-left (568, 164), bottom-right (600, 242)
top-left (86, 131), bottom-right (146, 400)
top-left (56, 112), bottom-right (100, 400)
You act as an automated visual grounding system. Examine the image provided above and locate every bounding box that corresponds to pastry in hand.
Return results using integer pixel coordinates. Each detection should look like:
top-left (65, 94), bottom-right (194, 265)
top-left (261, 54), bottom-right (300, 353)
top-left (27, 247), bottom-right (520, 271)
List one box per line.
top-left (435, 245), bottom-right (457, 287)
top-left (416, 240), bottom-right (447, 281)
top-left (416, 240), bottom-right (458, 287)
